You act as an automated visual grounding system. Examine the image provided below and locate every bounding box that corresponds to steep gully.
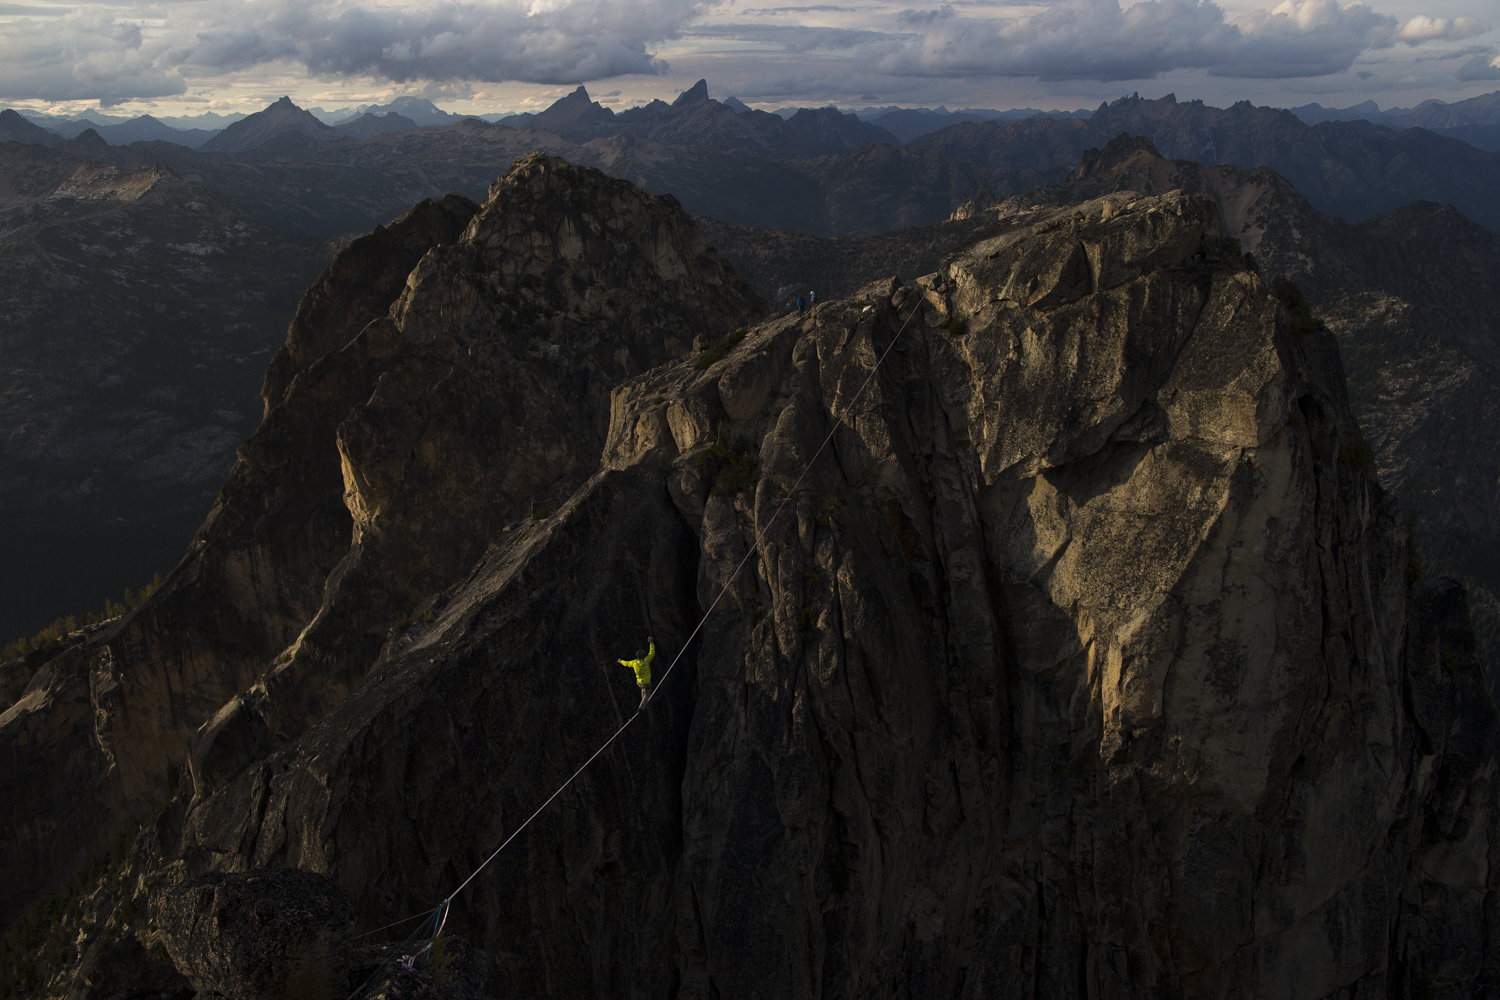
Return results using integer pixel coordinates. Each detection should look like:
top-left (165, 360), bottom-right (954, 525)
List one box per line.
top-left (1, 155), bottom-right (1496, 998)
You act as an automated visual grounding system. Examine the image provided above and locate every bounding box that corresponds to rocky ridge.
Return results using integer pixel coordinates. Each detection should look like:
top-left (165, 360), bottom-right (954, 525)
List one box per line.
top-left (3, 160), bottom-right (1496, 998)
top-left (979, 133), bottom-right (1500, 690)
top-left (0, 152), bottom-right (760, 940)
top-left (912, 93), bottom-right (1500, 230)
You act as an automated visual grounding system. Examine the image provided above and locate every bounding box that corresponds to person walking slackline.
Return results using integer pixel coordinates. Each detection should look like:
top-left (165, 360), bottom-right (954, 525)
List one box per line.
top-left (619, 637), bottom-right (655, 708)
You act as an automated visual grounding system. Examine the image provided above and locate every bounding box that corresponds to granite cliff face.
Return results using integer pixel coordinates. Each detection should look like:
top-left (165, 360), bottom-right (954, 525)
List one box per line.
top-left (4, 162), bottom-right (1497, 998)
top-left (986, 134), bottom-right (1500, 691)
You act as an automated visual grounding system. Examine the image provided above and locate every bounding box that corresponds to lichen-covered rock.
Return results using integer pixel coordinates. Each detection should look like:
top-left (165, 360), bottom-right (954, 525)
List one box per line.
top-left (154, 868), bottom-right (352, 1000)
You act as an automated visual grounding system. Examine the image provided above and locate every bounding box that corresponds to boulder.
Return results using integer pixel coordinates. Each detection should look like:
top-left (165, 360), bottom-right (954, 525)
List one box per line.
top-left (153, 869), bottom-right (352, 1000)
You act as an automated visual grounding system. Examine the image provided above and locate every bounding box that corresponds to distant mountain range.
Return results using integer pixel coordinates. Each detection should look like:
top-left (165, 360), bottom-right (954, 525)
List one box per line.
top-left (31, 115), bottom-right (221, 148)
top-left (5, 84), bottom-right (1498, 241)
top-left (911, 93), bottom-right (1500, 230)
top-left (8, 86), bottom-right (1497, 150)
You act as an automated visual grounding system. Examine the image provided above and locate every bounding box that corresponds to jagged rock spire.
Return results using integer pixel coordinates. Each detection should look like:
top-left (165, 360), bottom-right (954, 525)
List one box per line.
top-left (673, 78), bottom-right (709, 106)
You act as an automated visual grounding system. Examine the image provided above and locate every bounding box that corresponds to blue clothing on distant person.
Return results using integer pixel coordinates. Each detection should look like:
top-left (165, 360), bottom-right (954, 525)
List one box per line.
top-left (796, 297), bottom-right (806, 312)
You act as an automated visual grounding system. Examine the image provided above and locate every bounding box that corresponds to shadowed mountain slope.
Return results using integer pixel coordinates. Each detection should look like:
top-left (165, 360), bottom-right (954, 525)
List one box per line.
top-left (0, 109), bottom-right (64, 147)
top-left (336, 112), bottom-right (420, 140)
top-left (0, 142), bottom-right (333, 640)
top-left (200, 97), bottom-right (344, 153)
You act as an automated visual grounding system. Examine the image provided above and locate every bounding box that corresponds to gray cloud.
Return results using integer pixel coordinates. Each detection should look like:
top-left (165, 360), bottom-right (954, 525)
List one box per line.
top-left (1458, 50), bottom-right (1500, 78)
top-left (877, 0), bottom-right (1400, 81)
top-left (0, 9), bottom-right (188, 102)
top-left (0, 0), bottom-right (1490, 106)
top-left (1398, 14), bottom-right (1490, 42)
top-left (682, 22), bottom-right (892, 51)
top-left (0, 0), bottom-right (696, 102)
top-left (739, 5), bottom-right (861, 13)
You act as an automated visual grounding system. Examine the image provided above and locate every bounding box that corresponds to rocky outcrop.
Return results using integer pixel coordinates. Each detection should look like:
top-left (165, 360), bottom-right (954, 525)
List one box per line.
top-left (155, 868), bottom-right (352, 1000)
top-left (159, 189), bottom-right (1500, 995)
top-left (0, 154), bottom-right (761, 943)
top-left (198, 152), bottom-right (762, 773)
top-left (991, 132), bottom-right (1500, 692)
top-left (8, 164), bottom-right (1498, 997)
top-left (949, 187), bottom-right (998, 220)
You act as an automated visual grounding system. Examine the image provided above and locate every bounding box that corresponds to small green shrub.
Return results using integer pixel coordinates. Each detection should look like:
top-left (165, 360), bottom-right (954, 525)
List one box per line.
top-left (3, 572), bottom-right (163, 662)
top-left (697, 440), bottom-right (758, 496)
top-left (531, 503), bottom-right (552, 520)
top-left (798, 607), bottom-right (819, 634)
top-left (694, 328), bottom-right (747, 370)
top-left (427, 937), bottom-right (459, 985)
top-left (945, 317), bottom-right (968, 337)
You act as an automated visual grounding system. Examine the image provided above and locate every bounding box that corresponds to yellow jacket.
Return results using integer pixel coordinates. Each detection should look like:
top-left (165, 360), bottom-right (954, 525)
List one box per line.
top-left (619, 641), bottom-right (655, 685)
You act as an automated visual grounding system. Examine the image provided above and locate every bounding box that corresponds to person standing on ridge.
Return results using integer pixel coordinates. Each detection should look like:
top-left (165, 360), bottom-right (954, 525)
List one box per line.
top-left (619, 636), bottom-right (655, 708)
top-left (796, 296), bottom-right (806, 313)
top-left (809, 290), bottom-right (816, 305)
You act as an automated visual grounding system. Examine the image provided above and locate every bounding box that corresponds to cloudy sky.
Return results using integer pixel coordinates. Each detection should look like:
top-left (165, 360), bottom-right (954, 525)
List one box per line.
top-left (1, 0), bottom-right (1496, 118)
